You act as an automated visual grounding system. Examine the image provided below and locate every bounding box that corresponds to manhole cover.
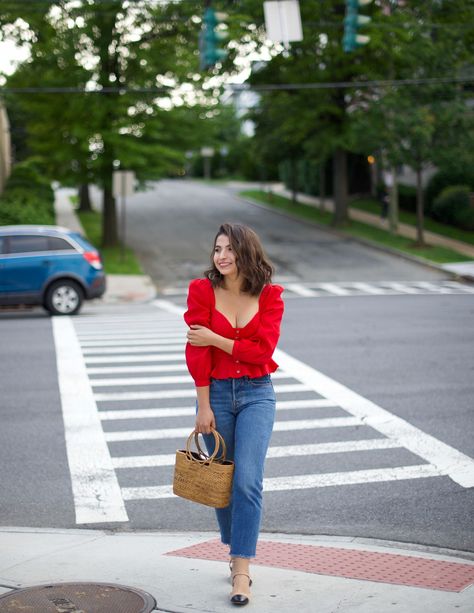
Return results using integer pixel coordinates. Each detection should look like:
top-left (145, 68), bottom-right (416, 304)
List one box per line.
top-left (0, 582), bottom-right (156, 612)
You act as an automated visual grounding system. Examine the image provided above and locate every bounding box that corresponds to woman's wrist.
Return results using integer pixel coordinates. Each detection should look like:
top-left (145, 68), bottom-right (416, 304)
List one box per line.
top-left (197, 405), bottom-right (212, 413)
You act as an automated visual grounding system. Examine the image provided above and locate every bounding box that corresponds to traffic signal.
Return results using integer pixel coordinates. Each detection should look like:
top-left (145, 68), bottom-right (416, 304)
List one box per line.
top-left (342, 0), bottom-right (372, 53)
top-left (199, 7), bottom-right (228, 70)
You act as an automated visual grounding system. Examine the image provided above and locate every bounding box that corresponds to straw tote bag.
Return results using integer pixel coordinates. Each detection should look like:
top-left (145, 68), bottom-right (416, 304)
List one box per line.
top-left (173, 429), bottom-right (234, 508)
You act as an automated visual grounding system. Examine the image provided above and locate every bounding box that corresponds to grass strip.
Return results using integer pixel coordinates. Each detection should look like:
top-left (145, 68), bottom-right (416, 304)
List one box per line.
top-left (240, 190), bottom-right (472, 264)
top-left (351, 197), bottom-right (474, 246)
top-left (77, 209), bottom-right (142, 275)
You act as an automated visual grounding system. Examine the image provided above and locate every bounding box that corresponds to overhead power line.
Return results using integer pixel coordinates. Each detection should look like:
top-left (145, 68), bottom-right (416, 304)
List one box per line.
top-left (1, 76), bottom-right (473, 94)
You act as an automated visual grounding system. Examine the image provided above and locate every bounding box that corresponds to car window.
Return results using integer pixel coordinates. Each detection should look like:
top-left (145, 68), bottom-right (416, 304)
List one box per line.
top-left (48, 237), bottom-right (76, 251)
top-left (8, 235), bottom-right (50, 254)
top-left (0, 237), bottom-right (4, 254)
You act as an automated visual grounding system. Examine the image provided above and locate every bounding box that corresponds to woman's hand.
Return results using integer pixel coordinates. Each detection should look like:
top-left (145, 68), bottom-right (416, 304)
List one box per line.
top-left (187, 324), bottom-right (217, 347)
top-left (195, 406), bottom-right (216, 434)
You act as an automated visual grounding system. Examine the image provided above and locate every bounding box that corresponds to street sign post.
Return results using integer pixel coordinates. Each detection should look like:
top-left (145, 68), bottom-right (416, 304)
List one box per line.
top-left (201, 147), bottom-right (215, 180)
top-left (113, 170), bottom-right (135, 262)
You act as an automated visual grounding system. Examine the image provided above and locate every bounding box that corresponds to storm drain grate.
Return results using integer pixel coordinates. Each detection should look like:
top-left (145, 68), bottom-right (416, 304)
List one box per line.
top-left (165, 539), bottom-right (474, 593)
top-left (0, 582), bottom-right (156, 612)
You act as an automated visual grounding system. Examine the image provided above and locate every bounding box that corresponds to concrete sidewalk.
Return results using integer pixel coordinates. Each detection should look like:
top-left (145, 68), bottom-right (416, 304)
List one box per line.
top-left (0, 527), bottom-right (473, 612)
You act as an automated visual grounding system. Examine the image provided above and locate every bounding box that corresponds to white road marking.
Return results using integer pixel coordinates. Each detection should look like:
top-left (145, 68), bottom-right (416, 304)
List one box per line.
top-left (382, 282), bottom-right (423, 294)
top-left (442, 281), bottom-right (474, 293)
top-left (411, 282), bottom-right (455, 294)
top-left (85, 353), bottom-right (184, 364)
top-left (274, 348), bottom-right (474, 488)
top-left (80, 337), bottom-right (185, 347)
top-left (87, 363), bottom-right (189, 375)
top-left (315, 283), bottom-right (352, 296)
top-left (94, 383), bottom-right (312, 402)
top-left (74, 321), bottom-right (184, 331)
top-left (89, 370), bottom-right (289, 387)
top-left (82, 344), bottom-right (184, 354)
top-left (112, 438), bottom-right (401, 469)
top-left (92, 374), bottom-right (193, 386)
top-left (52, 317), bottom-right (128, 524)
top-left (121, 464), bottom-right (443, 500)
top-left (77, 331), bottom-right (185, 340)
top-left (285, 283), bottom-right (318, 297)
top-left (103, 417), bottom-right (361, 442)
top-left (98, 398), bottom-right (338, 421)
top-left (348, 282), bottom-right (391, 295)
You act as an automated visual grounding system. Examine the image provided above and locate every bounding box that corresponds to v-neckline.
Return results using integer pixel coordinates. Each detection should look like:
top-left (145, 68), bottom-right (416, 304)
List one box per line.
top-left (211, 282), bottom-right (266, 330)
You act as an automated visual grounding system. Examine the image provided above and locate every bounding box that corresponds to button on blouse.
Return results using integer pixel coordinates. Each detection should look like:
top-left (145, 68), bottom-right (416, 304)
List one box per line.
top-left (184, 278), bottom-right (285, 386)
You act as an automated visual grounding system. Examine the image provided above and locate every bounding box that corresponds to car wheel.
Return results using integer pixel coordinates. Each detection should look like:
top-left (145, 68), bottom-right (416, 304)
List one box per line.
top-left (44, 280), bottom-right (84, 315)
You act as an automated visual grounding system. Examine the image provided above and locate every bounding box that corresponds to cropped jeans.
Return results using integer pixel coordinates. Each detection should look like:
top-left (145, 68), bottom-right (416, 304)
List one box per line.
top-left (202, 375), bottom-right (276, 559)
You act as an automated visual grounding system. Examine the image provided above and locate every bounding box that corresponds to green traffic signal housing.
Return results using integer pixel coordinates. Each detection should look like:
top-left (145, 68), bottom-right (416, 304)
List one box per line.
top-left (343, 0), bottom-right (372, 53)
top-left (200, 7), bottom-right (228, 70)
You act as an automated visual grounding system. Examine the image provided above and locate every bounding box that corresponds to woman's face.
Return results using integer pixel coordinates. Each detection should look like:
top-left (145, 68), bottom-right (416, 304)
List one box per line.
top-left (214, 234), bottom-right (238, 277)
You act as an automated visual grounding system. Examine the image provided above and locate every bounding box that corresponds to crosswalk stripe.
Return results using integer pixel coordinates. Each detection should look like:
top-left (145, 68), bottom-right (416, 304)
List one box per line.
top-left (411, 282), bottom-right (456, 294)
top-left (89, 370), bottom-right (289, 387)
top-left (121, 464), bottom-right (443, 500)
top-left (85, 354), bottom-right (184, 364)
top-left (112, 439), bottom-right (402, 469)
top-left (94, 383), bottom-right (312, 402)
top-left (82, 344), bottom-right (184, 355)
top-left (98, 399), bottom-right (338, 421)
top-left (75, 321), bottom-right (183, 330)
top-left (348, 282), bottom-right (391, 295)
top-left (87, 364), bottom-right (189, 375)
top-left (285, 283), bottom-right (318, 297)
top-left (442, 281), bottom-right (474, 293)
top-left (103, 417), bottom-right (361, 442)
top-left (382, 282), bottom-right (423, 294)
top-left (52, 317), bottom-right (128, 524)
top-left (77, 331), bottom-right (185, 340)
top-left (314, 283), bottom-right (352, 296)
top-left (80, 337), bottom-right (185, 347)
top-left (91, 374), bottom-right (193, 386)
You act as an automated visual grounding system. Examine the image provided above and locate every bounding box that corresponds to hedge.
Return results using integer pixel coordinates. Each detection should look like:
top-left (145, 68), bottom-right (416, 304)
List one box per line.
top-left (0, 159), bottom-right (55, 226)
top-left (431, 185), bottom-right (474, 231)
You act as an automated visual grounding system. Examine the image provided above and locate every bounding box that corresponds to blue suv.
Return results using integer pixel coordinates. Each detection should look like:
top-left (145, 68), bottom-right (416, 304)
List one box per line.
top-left (0, 225), bottom-right (106, 315)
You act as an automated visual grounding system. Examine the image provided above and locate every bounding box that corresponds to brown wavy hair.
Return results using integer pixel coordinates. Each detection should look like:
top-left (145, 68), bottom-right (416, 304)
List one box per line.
top-left (205, 223), bottom-right (274, 295)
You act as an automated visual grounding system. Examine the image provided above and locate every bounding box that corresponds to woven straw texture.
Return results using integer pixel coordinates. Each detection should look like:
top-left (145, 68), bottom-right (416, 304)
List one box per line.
top-left (173, 430), bottom-right (234, 508)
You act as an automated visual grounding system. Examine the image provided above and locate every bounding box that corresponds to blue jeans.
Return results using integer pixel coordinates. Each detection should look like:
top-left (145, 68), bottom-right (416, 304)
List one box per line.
top-left (202, 375), bottom-right (276, 559)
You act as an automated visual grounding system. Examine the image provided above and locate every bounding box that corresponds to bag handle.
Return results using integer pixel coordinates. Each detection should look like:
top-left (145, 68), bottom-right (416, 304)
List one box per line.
top-left (185, 429), bottom-right (227, 464)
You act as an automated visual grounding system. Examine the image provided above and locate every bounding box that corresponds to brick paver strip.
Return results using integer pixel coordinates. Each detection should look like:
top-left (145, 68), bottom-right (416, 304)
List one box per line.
top-left (165, 539), bottom-right (474, 592)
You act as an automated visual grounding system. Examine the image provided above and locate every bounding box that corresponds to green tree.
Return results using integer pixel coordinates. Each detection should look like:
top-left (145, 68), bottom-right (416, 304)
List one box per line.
top-left (1, 0), bottom-right (210, 245)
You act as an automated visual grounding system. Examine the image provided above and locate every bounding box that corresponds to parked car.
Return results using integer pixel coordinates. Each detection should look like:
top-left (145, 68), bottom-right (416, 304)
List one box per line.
top-left (0, 225), bottom-right (106, 315)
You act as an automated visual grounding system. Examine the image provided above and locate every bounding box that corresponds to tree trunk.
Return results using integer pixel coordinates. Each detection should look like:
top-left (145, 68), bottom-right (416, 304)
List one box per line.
top-left (319, 161), bottom-right (326, 212)
top-left (332, 148), bottom-right (348, 226)
top-left (101, 166), bottom-right (119, 247)
top-left (415, 165), bottom-right (425, 246)
top-left (388, 165), bottom-right (399, 234)
top-left (78, 183), bottom-right (92, 212)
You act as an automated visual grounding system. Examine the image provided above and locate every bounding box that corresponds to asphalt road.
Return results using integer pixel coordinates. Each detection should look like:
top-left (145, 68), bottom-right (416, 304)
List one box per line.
top-left (123, 179), bottom-right (448, 288)
top-left (1, 180), bottom-right (473, 555)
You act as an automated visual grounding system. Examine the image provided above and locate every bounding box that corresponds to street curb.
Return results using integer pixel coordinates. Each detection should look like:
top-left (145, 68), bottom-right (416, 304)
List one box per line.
top-left (2, 527), bottom-right (473, 563)
top-left (238, 195), bottom-right (474, 284)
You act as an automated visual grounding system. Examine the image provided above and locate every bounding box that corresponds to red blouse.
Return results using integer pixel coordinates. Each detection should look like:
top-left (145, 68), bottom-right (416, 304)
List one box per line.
top-left (184, 278), bottom-right (285, 386)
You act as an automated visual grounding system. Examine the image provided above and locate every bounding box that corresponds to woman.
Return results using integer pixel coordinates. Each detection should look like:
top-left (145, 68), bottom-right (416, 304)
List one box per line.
top-left (184, 223), bottom-right (284, 607)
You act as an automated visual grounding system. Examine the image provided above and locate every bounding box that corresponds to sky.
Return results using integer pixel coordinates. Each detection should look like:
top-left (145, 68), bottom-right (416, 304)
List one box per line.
top-left (0, 40), bottom-right (30, 77)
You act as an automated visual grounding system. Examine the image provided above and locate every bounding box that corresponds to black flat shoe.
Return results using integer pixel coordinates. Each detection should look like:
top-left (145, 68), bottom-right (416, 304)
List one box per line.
top-left (230, 572), bottom-right (252, 606)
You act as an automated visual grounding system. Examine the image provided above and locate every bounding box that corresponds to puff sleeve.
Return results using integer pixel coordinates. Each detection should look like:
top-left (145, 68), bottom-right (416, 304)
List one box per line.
top-left (183, 278), bottom-right (213, 386)
top-left (231, 284), bottom-right (284, 365)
